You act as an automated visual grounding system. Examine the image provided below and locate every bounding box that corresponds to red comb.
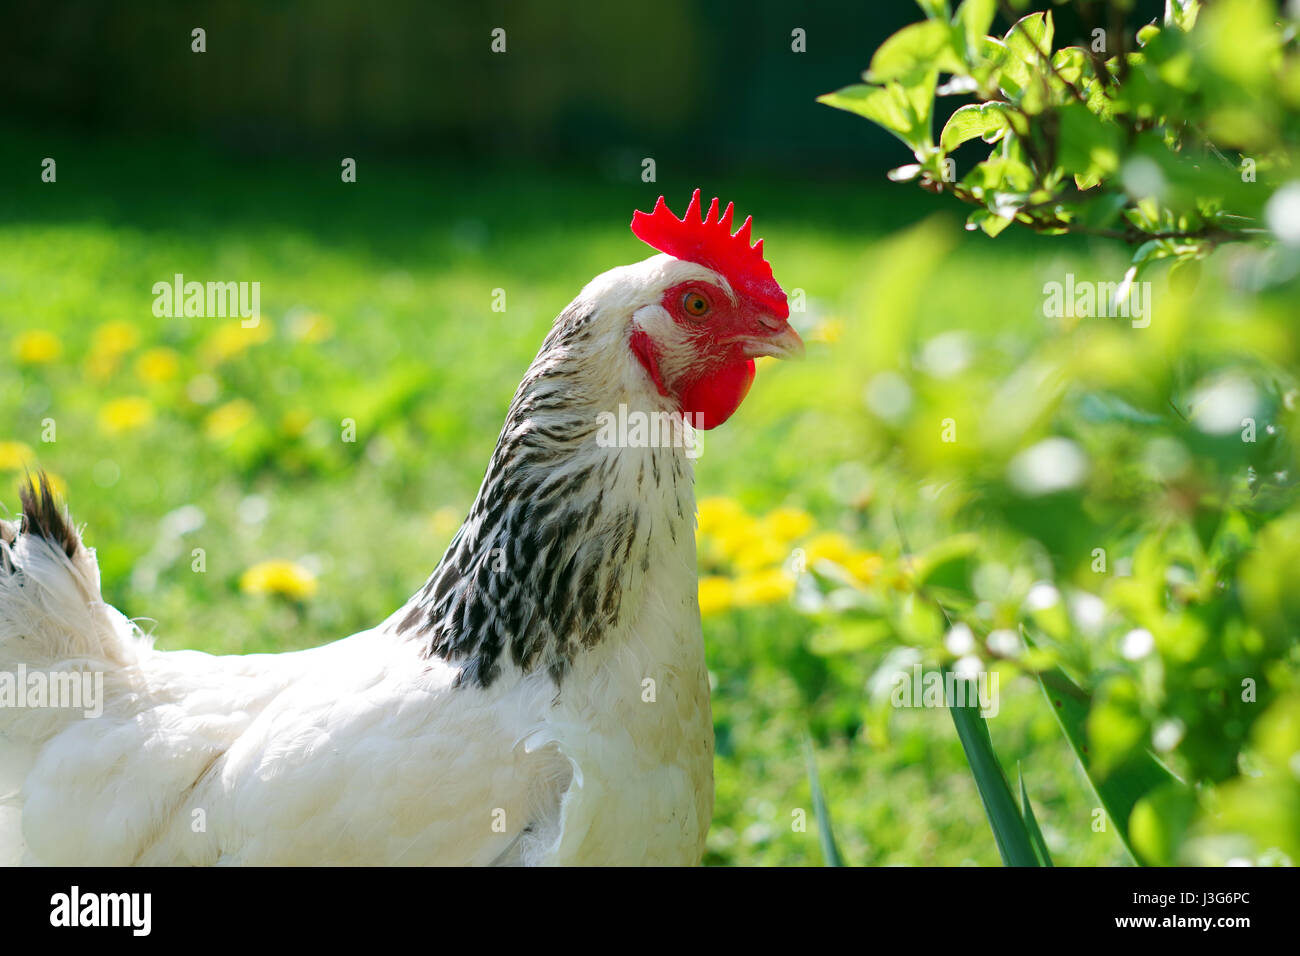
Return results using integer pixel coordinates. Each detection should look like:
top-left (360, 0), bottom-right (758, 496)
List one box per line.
top-left (631, 189), bottom-right (788, 319)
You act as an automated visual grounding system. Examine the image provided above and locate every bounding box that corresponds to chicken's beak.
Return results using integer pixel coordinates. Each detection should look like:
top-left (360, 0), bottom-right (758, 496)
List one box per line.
top-left (739, 321), bottom-right (805, 361)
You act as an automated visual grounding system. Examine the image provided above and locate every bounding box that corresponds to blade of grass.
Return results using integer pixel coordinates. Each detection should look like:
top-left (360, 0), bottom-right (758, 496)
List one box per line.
top-left (890, 511), bottom-right (1039, 866)
top-left (803, 737), bottom-right (845, 866)
top-left (1017, 762), bottom-right (1054, 866)
top-left (947, 678), bottom-right (1041, 866)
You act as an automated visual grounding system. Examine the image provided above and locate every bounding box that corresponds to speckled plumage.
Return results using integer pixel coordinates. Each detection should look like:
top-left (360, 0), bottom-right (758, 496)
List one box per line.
top-left (0, 254), bottom-right (726, 866)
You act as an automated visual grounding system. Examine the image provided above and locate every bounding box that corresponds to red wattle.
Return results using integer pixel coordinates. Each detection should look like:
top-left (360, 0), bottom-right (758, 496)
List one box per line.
top-left (681, 358), bottom-right (755, 430)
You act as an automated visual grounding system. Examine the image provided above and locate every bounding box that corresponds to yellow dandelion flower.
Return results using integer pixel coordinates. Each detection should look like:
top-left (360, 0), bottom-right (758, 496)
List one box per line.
top-left (697, 575), bottom-right (734, 616)
top-left (98, 396), bottom-right (154, 434)
top-left (135, 347), bottom-right (181, 383)
top-left (204, 399), bottom-right (256, 440)
top-left (239, 559), bottom-right (318, 600)
top-left (289, 312), bottom-right (334, 344)
top-left (803, 531), bottom-right (853, 566)
top-left (14, 330), bottom-right (62, 364)
top-left (92, 321), bottom-right (140, 356)
top-left (696, 496), bottom-right (747, 537)
top-left (712, 513), bottom-right (765, 563)
top-left (0, 441), bottom-right (35, 471)
top-left (733, 568), bottom-right (795, 607)
top-left (846, 550), bottom-right (884, 584)
top-left (201, 319), bottom-right (272, 366)
top-left (732, 537), bottom-right (790, 573)
top-left (760, 506), bottom-right (815, 544)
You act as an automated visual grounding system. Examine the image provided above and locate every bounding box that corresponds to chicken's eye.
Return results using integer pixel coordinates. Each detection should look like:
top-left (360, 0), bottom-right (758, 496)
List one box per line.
top-left (682, 291), bottom-right (711, 318)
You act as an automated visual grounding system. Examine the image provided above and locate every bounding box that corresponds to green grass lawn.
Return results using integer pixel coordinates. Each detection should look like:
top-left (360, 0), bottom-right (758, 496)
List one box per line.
top-left (0, 129), bottom-right (1130, 865)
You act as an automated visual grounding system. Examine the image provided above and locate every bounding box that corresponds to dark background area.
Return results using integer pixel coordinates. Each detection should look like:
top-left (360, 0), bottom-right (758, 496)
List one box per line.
top-left (1, 0), bottom-right (1165, 177)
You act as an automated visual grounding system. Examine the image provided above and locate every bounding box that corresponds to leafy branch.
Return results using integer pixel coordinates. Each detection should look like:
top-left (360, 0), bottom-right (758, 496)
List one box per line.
top-left (819, 0), bottom-right (1299, 279)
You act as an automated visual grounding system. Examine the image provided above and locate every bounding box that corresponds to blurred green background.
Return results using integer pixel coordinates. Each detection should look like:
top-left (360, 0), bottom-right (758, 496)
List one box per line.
top-left (4, 0), bottom-right (1292, 867)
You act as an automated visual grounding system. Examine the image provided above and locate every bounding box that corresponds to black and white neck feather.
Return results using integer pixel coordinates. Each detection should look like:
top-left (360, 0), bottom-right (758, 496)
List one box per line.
top-left (393, 255), bottom-right (729, 691)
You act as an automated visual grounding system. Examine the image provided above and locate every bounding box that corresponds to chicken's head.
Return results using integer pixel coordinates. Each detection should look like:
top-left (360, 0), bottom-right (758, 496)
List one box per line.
top-left (620, 190), bottom-right (803, 430)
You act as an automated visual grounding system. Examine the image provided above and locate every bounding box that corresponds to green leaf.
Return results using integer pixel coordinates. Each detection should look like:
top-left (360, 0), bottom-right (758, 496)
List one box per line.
top-left (1085, 75), bottom-right (1114, 119)
top-left (899, 591), bottom-right (946, 641)
top-left (818, 78), bottom-right (936, 152)
top-left (948, 684), bottom-right (1043, 866)
top-left (914, 533), bottom-right (979, 592)
top-left (970, 35), bottom-right (1011, 89)
top-left (1130, 781), bottom-right (1198, 865)
top-left (1056, 100), bottom-right (1121, 185)
top-left (1087, 677), bottom-right (1147, 775)
top-left (966, 207), bottom-right (1014, 236)
top-left (1136, 24), bottom-right (1161, 48)
top-left (1018, 764), bottom-right (1055, 866)
top-left (1000, 12), bottom-right (1055, 110)
top-left (940, 101), bottom-right (1010, 151)
top-left (1164, 0), bottom-right (1201, 32)
top-left (939, 104), bottom-right (989, 152)
top-left (954, 0), bottom-right (997, 64)
top-left (1078, 190), bottom-right (1130, 229)
top-left (1051, 46), bottom-right (1090, 85)
top-left (803, 738), bottom-right (845, 866)
top-left (1005, 10), bottom-right (1053, 62)
top-left (819, 84), bottom-right (913, 137)
top-left (866, 19), bottom-right (963, 83)
top-left (1029, 644), bottom-right (1187, 865)
top-left (964, 154), bottom-right (1035, 194)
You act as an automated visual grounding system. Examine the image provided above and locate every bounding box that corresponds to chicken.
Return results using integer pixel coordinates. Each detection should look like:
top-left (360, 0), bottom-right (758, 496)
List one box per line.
top-left (0, 190), bottom-right (803, 866)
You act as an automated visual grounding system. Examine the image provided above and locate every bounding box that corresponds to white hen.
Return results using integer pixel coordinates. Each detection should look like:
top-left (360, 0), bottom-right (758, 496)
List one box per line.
top-left (0, 191), bottom-right (802, 865)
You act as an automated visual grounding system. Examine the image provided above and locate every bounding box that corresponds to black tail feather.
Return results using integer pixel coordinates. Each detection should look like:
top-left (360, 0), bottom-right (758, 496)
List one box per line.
top-left (17, 471), bottom-right (79, 560)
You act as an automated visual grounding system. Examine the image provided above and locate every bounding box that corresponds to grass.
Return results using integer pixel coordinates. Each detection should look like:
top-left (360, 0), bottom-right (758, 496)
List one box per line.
top-left (0, 129), bottom-right (1130, 865)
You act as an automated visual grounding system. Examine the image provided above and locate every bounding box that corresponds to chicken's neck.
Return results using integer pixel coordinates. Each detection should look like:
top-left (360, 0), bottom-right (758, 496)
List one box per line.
top-left (393, 307), bottom-right (698, 690)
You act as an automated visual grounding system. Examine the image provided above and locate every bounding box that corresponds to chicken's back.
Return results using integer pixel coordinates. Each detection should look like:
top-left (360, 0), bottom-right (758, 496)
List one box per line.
top-left (130, 633), bottom-right (571, 866)
top-left (0, 479), bottom-right (571, 866)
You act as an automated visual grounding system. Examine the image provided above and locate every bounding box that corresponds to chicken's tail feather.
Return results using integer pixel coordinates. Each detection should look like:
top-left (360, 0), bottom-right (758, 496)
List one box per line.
top-left (0, 471), bottom-right (146, 747)
top-left (17, 471), bottom-right (82, 563)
